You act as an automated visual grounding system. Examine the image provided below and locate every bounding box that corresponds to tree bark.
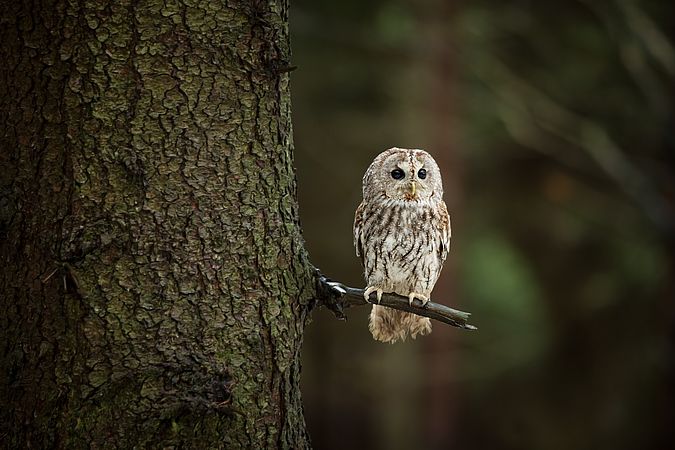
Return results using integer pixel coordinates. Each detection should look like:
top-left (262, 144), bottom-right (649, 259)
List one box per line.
top-left (0, 0), bottom-right (314, 448)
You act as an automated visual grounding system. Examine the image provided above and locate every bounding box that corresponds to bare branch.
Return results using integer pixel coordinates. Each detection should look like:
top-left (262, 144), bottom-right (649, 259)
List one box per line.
top-left (315, 270), bottom-right (477, 331)
top-left (472, 56), bottom-right (675, 233)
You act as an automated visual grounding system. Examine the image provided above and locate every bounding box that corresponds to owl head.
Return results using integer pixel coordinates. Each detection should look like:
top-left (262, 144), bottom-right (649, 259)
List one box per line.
top-left (362, 147), bottom-right (444, 203)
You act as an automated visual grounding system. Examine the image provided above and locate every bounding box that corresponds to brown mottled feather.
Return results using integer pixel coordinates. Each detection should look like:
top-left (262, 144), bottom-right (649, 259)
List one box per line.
top-left (354, 148), bottom-right (451, 343)
top-left (353, 201), bottom-right (366, 267)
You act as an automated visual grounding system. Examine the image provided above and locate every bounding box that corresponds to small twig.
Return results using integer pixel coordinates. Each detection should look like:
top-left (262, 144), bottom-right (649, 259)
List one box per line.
top-left (42, 267), bottom-right (59, 283)
top-left (315, 270), bottom-right (477, 331)
top-left (41, 263), bottom-right (85, 298)
top-left (275, 65), bottom-right (298, 74)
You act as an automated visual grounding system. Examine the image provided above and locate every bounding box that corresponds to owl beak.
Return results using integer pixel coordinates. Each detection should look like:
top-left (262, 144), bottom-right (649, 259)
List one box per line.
top-left (409, 181), bottom-right (417, 198)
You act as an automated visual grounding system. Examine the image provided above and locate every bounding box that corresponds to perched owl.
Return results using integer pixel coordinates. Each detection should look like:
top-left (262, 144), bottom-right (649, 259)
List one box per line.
top-left (354, 148), bottom-right (451, 343)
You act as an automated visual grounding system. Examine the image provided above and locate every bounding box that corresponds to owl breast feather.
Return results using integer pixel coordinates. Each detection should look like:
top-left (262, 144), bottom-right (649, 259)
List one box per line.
top-left (362, 200), bottom-right (442, 296)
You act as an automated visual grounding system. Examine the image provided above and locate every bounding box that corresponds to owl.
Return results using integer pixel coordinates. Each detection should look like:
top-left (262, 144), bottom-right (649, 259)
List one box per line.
top-left (354, 148), bottom-right (451, 343)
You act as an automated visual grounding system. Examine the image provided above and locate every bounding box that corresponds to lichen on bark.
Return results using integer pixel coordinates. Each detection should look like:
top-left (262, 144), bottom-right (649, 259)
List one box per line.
top-left (1, 0), bottom-right (313, 448)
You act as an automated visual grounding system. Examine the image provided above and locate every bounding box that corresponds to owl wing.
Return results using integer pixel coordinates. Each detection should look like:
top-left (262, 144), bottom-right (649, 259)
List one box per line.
top-left (437, 201), bottom-right (451, 263)
top-left (353, 201), bottom-right (366, 266)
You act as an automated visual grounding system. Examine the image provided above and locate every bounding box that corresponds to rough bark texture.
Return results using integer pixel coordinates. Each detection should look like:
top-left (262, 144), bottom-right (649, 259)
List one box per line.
top-left (0, 0), bottom-right (314, 448)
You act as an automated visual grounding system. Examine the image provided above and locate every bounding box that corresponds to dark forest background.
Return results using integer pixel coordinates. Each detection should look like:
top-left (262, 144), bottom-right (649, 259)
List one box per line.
top-left (292, 0), bottom-right (675, 449)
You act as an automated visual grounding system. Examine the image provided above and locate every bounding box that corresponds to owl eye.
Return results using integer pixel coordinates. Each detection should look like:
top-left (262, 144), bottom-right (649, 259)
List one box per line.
top-left (390, 168), bottom-right (405, 180)
top-left (418, 168), bottom-right (427, 179)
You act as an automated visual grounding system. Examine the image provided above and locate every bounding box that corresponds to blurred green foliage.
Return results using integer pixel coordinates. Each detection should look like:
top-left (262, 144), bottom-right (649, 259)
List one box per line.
top-left (293, 1), bottom-right (674, 449)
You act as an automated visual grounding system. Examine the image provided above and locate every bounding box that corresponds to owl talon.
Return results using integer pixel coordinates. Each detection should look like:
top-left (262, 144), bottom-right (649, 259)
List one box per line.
top-left (408, 292), bottom-right (429, 306)
top-left (364, 286), bottom-right (384, 304)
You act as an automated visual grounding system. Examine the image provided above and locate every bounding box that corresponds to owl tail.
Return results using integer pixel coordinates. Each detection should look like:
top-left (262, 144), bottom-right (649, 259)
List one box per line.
top-left (369, 305), bottom-right (432, 343)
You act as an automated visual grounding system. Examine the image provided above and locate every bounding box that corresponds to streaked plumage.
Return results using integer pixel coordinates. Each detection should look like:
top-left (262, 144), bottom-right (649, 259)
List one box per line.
top-left (354, 148), bottom-right (450, 343)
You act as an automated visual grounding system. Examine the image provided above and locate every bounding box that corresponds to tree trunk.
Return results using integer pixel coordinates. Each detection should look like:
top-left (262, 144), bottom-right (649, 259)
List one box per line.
top-left (0, 0), bottom-right (314, 448)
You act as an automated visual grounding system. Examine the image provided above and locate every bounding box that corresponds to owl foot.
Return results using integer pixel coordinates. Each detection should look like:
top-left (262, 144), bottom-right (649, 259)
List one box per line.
top-left (364, 286), bottom-right (384, 304)
top-left (408, 292), bottom-right (429, 306)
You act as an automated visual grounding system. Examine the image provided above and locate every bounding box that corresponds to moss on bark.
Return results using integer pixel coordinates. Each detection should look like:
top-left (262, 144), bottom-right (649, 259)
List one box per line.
top-left (0, 0), bottom-right (313, 448)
